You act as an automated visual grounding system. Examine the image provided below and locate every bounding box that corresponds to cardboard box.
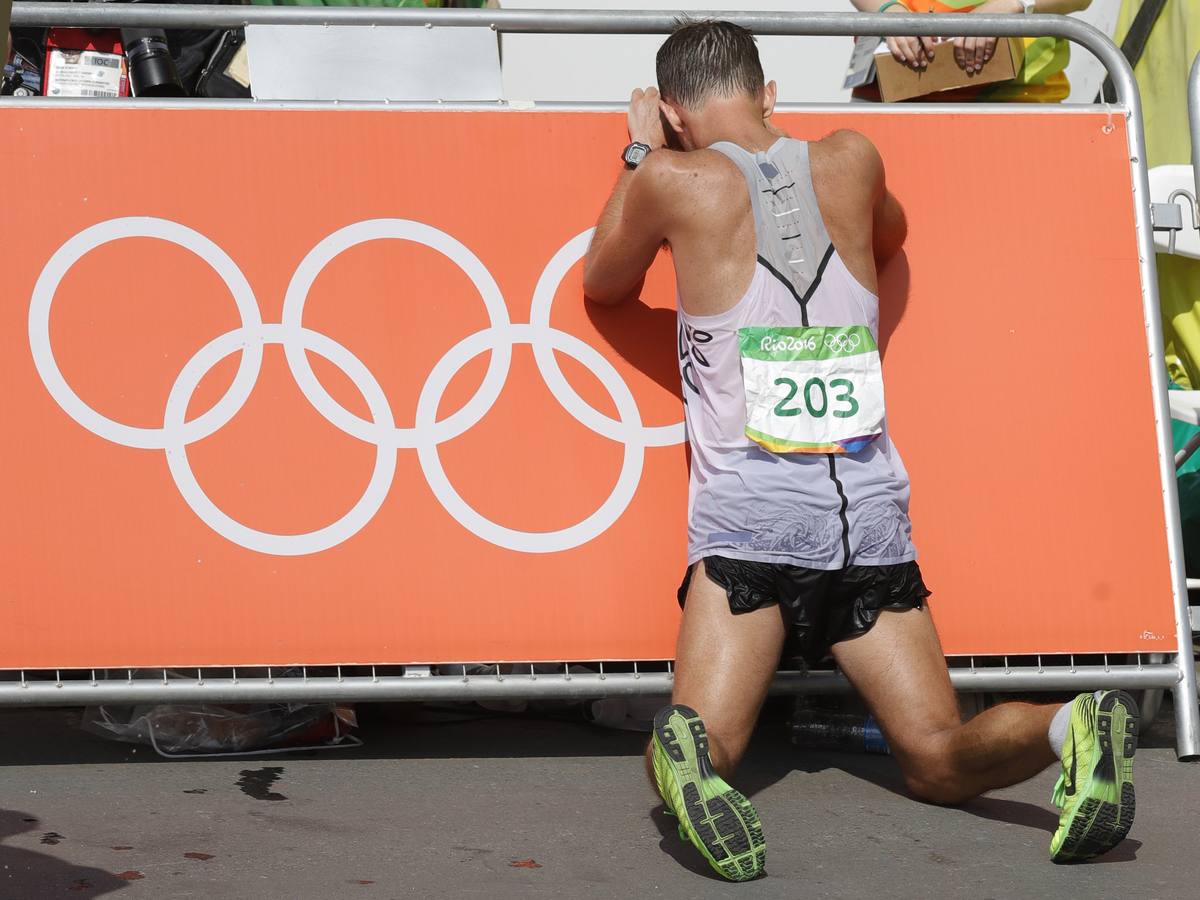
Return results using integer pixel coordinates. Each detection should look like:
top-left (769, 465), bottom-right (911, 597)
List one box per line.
top-left (873, 36), bottom-right (1024, 102)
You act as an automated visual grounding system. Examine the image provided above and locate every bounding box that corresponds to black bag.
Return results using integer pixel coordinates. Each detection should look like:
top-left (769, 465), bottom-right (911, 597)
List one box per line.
top-left (189, 27), bottom-right (250, 98)
top-left (164, 0), bottom-right (251, 98)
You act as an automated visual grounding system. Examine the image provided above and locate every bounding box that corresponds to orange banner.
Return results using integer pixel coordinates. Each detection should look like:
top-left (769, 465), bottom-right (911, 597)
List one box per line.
top-left (0, 107), bottom-right (1177, 668)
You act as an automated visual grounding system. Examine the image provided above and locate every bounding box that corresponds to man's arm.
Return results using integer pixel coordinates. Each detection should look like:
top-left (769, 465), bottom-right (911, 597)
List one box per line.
top-left (582, 160), bottom-right (675, 306)
top-left (844, 131), bottom-right (906, 266)
top-left (583, 87), bottom-right (671, 307)
top-left (872, 166), bottom-right (907, 268)
top-left (818, 129), bottom-right (906, 268)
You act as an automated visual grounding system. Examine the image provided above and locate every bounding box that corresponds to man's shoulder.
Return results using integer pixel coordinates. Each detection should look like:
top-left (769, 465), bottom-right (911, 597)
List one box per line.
top-left (636, 148), bottom-right (745, 202)
top-left (814, 128), bottom-right (877, 154)
top-left (810, 129), bottom-right (884, 183)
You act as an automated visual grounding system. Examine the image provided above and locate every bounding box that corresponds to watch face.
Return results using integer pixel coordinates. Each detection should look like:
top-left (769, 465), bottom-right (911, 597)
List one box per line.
top-left (625, 144), bottom-right (649, 167)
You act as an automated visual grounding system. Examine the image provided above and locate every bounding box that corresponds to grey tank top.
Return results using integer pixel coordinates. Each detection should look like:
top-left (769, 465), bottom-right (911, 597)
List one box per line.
top-left (678, 137), bottom-right (916, 570)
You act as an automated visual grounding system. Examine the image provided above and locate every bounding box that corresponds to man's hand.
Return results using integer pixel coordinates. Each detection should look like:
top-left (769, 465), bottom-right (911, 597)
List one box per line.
top-left (953, 0), bottom-right (1022, 75)
top-left (882, 4), bottom-right (937, 72)
top-left (628, 87), bottom-right (668, 149)
top-left (582, 91), bottom-right (673, 307)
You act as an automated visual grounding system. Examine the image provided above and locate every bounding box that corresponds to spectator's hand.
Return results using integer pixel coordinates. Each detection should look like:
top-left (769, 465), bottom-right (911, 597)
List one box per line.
top-left (628, 87), bottom-right (668, 150)
top-left (953, 0), bottom-right (1022, 75)
top-left (882, 3), bottom-right (937, 72)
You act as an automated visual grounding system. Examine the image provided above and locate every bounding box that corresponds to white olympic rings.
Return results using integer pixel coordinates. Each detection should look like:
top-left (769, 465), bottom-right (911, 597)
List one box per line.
top-left (823, 332), bottom-right (862, 354)
top-left (28, 217), bottom-right (683, 556)
top-left (529, 230), bottom-right (685, 449)
top-left (29, 218), bottom-right (265, 450)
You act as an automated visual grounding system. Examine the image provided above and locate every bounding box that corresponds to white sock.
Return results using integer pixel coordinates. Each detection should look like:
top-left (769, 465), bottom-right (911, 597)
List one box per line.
top-left (1048, 691), bottom-right (1104, 759)
top-left (1048, 702), bottom-right (1072, 757)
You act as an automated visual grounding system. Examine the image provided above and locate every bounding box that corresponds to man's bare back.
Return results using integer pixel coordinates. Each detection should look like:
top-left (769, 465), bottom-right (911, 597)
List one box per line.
top-left (585, 128), bottom-right (905, 318)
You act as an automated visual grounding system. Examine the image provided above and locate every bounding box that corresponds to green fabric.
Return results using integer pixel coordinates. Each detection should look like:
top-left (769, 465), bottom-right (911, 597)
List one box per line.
top-left (1170, 384), bottom-right (1200, 575)
top-left (1176, 470), bottom-right (1200, 576)
top-left (977, 35), bottom-right (1070, 102)
top-left (1116, 1), bottom-right (1200, 390)
top-left (1116, 0), bottom-right (1200, 168)
top-left (1171, 383), bottom-right (1200, 476)
top-left (1158, 254), bottom-right (1200, 390)
top-left (1124, 0), bottom-right (1200, 567)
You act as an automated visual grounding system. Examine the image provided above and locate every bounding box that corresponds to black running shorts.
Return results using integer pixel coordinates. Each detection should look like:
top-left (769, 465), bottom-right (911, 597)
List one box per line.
top-left (677, 556), bottom-right (931, 667)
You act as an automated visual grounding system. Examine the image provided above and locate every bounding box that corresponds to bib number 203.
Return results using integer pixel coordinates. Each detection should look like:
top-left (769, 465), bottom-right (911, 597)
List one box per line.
top-left (773, 376), bottom-right (859, 419)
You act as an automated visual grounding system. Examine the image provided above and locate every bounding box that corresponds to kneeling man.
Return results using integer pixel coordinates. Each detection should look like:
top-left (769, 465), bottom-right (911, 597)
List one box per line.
top-left (582, 19), bottom-right (1137, 882)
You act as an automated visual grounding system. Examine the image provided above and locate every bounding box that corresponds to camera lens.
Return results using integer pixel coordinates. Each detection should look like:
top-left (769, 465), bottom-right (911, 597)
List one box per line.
top-left (122, 28), bottom-right (185, 98)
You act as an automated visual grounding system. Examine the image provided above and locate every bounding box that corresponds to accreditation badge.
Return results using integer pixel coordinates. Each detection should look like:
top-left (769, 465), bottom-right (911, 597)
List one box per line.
top-left (738, 325), bottom-right (885, 454)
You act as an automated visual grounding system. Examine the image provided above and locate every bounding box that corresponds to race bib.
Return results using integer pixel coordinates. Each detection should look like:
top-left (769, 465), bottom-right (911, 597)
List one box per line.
top-left (738, 325), bottom-right (885, 454)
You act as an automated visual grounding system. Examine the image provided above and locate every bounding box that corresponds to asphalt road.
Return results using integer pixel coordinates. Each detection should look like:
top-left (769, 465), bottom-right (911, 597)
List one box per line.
top-left (1, 697), bottom-right (1197, 899)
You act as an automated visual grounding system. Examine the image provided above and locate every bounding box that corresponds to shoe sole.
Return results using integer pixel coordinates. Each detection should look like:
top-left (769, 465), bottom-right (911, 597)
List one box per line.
top-left (652, 704), bottom-right (765, 881)
top-left (1053, 690), bottom-right (1138, 863)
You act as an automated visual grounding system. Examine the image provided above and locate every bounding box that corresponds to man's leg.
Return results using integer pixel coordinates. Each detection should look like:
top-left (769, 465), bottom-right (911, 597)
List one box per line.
top-left (644, 560), bottom-right (784, 882)
top-left (645, 560), bottom-right (787, 782)
top-left (831, 604), bottom-right (1138, 862)
top-left (830, 606), bottom-right (1057, 805)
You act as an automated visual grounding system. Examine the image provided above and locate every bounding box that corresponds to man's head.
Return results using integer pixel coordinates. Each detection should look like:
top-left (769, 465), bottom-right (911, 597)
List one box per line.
top-left (655, 19), bottom-right (776, 150)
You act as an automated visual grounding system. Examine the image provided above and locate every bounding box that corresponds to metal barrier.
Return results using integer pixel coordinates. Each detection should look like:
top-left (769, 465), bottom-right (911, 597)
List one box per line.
top-left (1192, 52), bottom-right (1200, 206)
top-left (2, 7), bottom-right (1197, 760)
top-left (0, 655), bottom-right (1182, 705)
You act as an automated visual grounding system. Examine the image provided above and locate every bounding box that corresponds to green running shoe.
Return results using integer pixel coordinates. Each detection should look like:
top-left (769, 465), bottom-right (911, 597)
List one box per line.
top-left (1049, 690), bottom-right (1138, 863)
top-left (651, 704), bottom-right (765, 881)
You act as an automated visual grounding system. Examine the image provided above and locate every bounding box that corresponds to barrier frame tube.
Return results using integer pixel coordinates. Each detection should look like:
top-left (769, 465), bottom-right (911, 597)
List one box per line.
top-left (1192, 54), bottom-right (1200, 208)
top-left (3, 7), bottom-right (1197, 757)
top-left (0, 1), bottom-right (1168, 98)
top-left (0, 659), bottom-right (1183, 706)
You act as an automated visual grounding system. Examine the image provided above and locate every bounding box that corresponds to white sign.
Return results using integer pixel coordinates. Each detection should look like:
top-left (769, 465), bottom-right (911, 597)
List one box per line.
top-left (246, 24), bottom-right (502, 102)
top-left (45, 49), bottom-right (125, 98)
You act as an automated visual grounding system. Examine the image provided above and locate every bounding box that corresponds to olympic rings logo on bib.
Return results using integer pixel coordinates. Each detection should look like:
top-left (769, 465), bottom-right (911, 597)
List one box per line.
top-left (28, 218), bottom-right (685, 557)
top-left (823, 332), bottom-right (862, 354)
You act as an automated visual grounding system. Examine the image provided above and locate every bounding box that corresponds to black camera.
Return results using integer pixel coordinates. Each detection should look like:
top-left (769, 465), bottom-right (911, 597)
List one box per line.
top-left (121, 27), bottom-right (185, 97)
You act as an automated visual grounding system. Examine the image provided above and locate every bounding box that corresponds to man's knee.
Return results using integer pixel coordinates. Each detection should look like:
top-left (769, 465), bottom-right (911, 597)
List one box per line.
top-left (897, 736), bottom-right (976, 806)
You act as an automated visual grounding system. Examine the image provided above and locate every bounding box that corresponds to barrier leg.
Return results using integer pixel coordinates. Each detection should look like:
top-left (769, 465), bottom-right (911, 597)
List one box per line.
top-left (1171, 656), bottom-right (1200, 758)
top-left (1190, 54), bottom-right (1200, 203)
top-left (1168, 53), bottom-right (1200, 760)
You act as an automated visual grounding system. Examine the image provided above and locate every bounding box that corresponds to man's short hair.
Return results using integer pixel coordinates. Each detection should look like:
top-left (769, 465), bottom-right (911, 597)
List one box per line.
top-left (656, 19), bottom-right (765, 109)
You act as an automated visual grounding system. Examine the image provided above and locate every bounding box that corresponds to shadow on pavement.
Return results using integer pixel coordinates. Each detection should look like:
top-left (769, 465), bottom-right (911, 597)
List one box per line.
top-left (734, 714), bottom-right (1145, 866)
top-left (0, 705), bottom-right (650, 766)
top-left (3, 691), bottom-right (1180, 766)
top-left (2, 698), bottom-right (1154, 875)
top-left (959, 796), bottom-right (1142, 864)
top-left (0, 809), bottom-right (130, 898)
top-left (647, 807), bottom-right (733, 883)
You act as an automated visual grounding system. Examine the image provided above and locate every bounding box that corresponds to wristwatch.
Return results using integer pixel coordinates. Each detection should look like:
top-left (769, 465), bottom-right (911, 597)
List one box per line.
top-left (622, 141), bottom-right (652, 169)
top-left (1018, 0), bottom-right (1035, 12)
